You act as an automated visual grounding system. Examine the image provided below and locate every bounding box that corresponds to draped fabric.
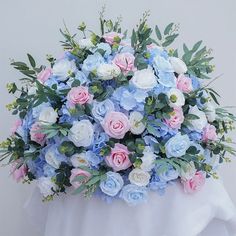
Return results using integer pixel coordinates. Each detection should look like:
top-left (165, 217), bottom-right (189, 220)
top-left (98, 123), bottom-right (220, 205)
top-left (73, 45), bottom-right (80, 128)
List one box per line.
top-left (25, 178), bottom-right (236, 236)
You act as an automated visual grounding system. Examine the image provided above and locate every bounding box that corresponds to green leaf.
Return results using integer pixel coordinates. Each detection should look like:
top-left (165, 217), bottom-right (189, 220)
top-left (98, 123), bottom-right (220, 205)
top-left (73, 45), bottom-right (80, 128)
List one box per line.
top-left (131, 29), bottom-right (137, 48)
top-left (192, 40), bottom-right (203, 52)
top-left (155, 25), bottom-right (162, 40)
top-left (185, 114), bottom-right (200, 120)
top-left (85, 175), bottom-right (101, 186)
top-left (209, 92), bottom-right (220, 105)
top-left (27, 54), bottom-right (36, 68)
top-left (164, 23), bottom-right (174, 35)
top-left (162, 34), bottom-right (179, 47)
top-left (72, 184), bottom-right (86, 195)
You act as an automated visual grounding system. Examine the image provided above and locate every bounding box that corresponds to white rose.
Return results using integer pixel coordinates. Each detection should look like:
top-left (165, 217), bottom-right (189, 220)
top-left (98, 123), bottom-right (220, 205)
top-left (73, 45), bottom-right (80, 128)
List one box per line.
top-left (140, 147), bottom-right (156, 171)
top-left (97, 63), bottom-right (121, 80)
top-left (179, 161), bottom-right (196, 180)
top-left (169, 57), bottom-right (187, 74)
top-left (128, 168), bottom-right (151, 187)
top-left (129, 111), bottom-right (146, 135)
top-left (131, 68), bottom-right (158, 90)
top-left (188, 105), bottom-right (207, 132)
top-left (45, 148), bottom-right (60, 169)
top-left (52, 59), bottom-right (77, 81)
top-left (78, 38), bottom-right (94, 49)
top-left (39, 107), bottom-right (58, 124)
top-left (70, 152), bottom-right (89, 168)
top-left (204, 101), bottom-right (216, 122)
top-left (68, 120), bottom-right (94, 147)
top-left (167, 88), bottom-right (185, 107)
top-left (37, 177), bottom-right (57, 197)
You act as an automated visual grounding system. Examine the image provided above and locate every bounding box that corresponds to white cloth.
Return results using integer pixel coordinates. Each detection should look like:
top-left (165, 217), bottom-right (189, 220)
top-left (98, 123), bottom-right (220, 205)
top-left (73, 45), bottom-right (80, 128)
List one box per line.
top-left (25, 178), bottom-right (236, 236)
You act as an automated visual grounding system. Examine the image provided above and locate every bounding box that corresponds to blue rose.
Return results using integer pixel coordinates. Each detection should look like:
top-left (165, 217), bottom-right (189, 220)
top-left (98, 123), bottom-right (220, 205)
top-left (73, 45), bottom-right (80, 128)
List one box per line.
top-left (119, 184), bottom-right (148, 206)
top-left (100, 171), bottom-right (124, 197)
top-left (82, 52), bottom-right (104, 75)
top-left (156, 163), bottom-right (179, 182)
top-left (91, 99), bottom-right (115, 121)
top-left (165, 133), bottom-right (190, 158)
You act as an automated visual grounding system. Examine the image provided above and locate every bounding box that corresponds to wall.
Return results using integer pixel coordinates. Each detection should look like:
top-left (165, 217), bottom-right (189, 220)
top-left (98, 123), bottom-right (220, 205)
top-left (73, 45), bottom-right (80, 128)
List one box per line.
top-left (0, 0), bottom-right (235, 235)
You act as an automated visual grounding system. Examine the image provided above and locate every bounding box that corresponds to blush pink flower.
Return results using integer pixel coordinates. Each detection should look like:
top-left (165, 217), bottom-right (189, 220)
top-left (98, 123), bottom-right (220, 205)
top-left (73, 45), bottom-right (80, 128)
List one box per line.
top-left (11, 161), bottom-right (27, 182)
top-left (67, 86), bottom-right (91, 106)
top-left (103, 32), bottom-right (123, 45)
top-left (30, 122), bottom-right (46, 146)
top-left (105, 143), bottom-right (132, 172)
top-left (165, 107), bottom-right (184, 129)
top-left (202, 124), bottom-right (217, 142)
top-left (113, 52), bottom-right (136, 74)
top-left (11, 119), bottom-right (22, 135)
top-left (70, 168), bottom-right (91, 189)
top-left (182, 171), bottom-right (206, 194)
top-left (102, 111), bottom-right (130, 139)
top-left (37, 68), bottom-right (52, 84)
top-left (176, 74), bottom-right (193, 93)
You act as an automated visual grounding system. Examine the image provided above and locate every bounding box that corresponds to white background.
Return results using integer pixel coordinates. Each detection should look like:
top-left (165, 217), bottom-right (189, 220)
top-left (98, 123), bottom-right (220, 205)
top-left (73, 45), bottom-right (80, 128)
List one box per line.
top-left (0, 0), bottom-right (236, 235)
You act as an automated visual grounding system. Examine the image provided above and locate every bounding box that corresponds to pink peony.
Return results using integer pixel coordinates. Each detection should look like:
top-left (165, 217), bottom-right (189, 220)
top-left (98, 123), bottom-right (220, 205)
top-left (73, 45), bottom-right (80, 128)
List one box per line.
top-left (67, 86), bottom-right (91, 105)
top-left (11, 119), bottom-right (22, 135)
top-left (176, 74), bottom-right (193, 93)
top-left (103, 32), bottom-right (123, 45)
top-left (202, 124), bottom-right (217, 142)
top-left (105, 143), bottom-right (132, 172)
top-left (165, 107), bottom-right (184, 129)
top-left (70, 168), bottom-right (91, 189)
top-left (30, 122), bottom-right (46, 146)
top-left (102, 111), bottom-right (130, 139)
top-left (11, 161), bottom-right (27, 182)
top-left (113, 52), bottom-right (136, 74)
top-left (182, 171), bottom-right (206, 194)
top-left (37, 68), bottom-right (52, 84)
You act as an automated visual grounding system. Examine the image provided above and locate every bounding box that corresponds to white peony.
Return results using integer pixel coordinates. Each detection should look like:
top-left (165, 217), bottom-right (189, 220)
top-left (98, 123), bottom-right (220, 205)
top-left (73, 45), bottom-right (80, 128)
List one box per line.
top-left (52, 59), bottom-right (77, 81)
top-left (37, 177), bottom-right (57, 197)
top-left (169, 57), bottom-right (187, 74)
top-left (39, 107), bottom-right (58, 124)
top-left (97, 63), bottom-right (121, 80)
top-left (131, 68), bottom-right (158, 90)
top-left (204, 100), bottom-right (216, 122)
top-left (167, 88), bottom-right (185, 107)
top-left (179, 161), bottom-right (196, 180)
top-left (70, 152), bottom-right (89, 168)
top-left (68, 120), bottom-right (94, 147)
top-left (78, 38), bottom-right (94, 49)
top-left (188, 105), bottom-right (208, 132)
top-left (129, 111), bottom-right (146, 135)
top-left (45, 148), bottom-right (60, 169)
top-left (128, 168), bottom-right (151, 187)
top-left (140, 147), bottom-right (156, 171)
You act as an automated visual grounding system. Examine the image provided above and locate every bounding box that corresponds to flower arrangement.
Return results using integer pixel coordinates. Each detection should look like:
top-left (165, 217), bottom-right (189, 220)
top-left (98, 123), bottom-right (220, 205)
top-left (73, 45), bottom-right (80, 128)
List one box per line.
top-left (1, 10), bottom-right (236, 206)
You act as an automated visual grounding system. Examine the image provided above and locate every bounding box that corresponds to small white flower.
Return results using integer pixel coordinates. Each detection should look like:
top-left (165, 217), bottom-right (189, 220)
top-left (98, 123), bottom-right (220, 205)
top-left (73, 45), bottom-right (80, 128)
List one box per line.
top-left (39, 107), bottom-right (58, 124)
top-left (179, 161), bottom-right (196, 180)
top-left (167, 88), bottom-right (185, 107)
top-left (131, 68), bottom-right (158, 90)
top-left (37, 177), bottom-right (57, 197)
top-left (128, 168), bottom-right (151, 187)
top-left (68, 120), bottom-right (94, 147)
top-left (129, 111), bottom-right (146, 135)
top-left (52, 59), bottom-right (77, 81)
top-left (169, 57), bottom-right (187, 74)
top-left (45, 148), bottom-right (60, 169)
top-left (70, 152), bottom-right (89, 168)
top-left (78, 38), bottom-right (94, 49)
top-left (97, 63), bottom-right (121, 80)
top-left (188, 105), bottom-right (208, 132)
top-left (140, 147), bottom-right (156, 171)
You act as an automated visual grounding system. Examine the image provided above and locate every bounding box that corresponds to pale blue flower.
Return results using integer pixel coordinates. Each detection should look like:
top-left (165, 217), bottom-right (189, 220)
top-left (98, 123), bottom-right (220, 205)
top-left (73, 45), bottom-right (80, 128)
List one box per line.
top-left (74, 71), bottom-right (89, 85)
top-left (157, 71), bottom-right (176, 88)
top-left (153, 55), bottom-right (174, 73)
top-left (100, 171), bottom-right (124, 197)
top-left (94, 43), bottom-right (112, 58)
top-left (82, 52), bottom-right (104, 75)
top-left (165, 133), bottom-right (190, 158)
top-left (43, 164), bottom-right (56, 177)
top-left (32, 102), bottom-right (50, 119)
top-left (149, 172), bottom-right (167, 195)
top-left (156, 163), bottom-right (179, 182)
top-left (119, 184), bottom-right (148, 206)
top-left (86, 151), bottom-right (103, 167)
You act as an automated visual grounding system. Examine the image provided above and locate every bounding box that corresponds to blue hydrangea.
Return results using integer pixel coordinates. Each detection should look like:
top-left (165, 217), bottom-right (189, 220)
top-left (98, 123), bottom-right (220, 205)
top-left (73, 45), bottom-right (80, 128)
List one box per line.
top-left (156, 163), bottom-right (179, 182)
top-left (93, 43), bottom-right (112, 58)
top-left (82, 52), bottom-right (104, 75)
top-left (149, 172), bottom-right (167, 195)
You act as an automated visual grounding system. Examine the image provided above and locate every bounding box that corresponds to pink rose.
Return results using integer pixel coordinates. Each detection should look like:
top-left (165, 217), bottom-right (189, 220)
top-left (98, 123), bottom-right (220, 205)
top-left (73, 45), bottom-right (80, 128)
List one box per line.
top-left (30, 122), bottom-right (46, 146)
top-left (11, 119), bottom-right (22, 135)
top-left (70, 168), bottom-right (91, 189)
top-left (176, 74), bottom-right (193, 93)
top-left (202, 124), bottom-right (217, 142)
top-left (102, 111), bottom-right (130, 139)
top-left (113, 52), bottom-right (136, 74)
top-left (165, 107), bottom-right (184, 129)
top-left (67, 86), bottom-right (91, 106)
top-left (105, 143), bottom-right (132, 172)
top-left (182, 171), bottom-right (206, 194)
top-left (11, 161), bottom-right (27, 182)
top-left (103, 32), bottom-right (123, 45)
top-left (37, 68), bottom-right (52, 84)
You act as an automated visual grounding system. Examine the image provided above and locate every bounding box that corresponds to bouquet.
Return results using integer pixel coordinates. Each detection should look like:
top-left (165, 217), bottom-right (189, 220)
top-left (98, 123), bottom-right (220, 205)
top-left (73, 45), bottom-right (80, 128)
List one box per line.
top-left (1, 11), bottom-right (235, 206)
